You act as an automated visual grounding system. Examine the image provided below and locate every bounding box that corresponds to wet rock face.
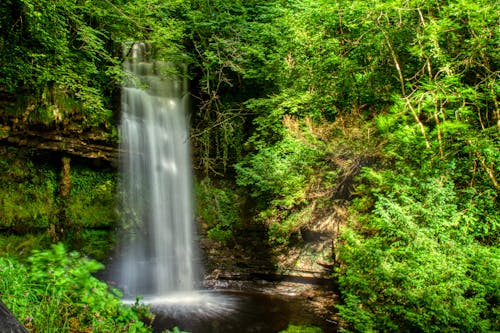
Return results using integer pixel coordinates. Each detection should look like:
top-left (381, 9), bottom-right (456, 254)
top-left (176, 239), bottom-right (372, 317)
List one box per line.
top-left (1, 127), bottom-right (118, 164)
top-left (200, 223), bottom-right (340, 330)
top-left (0, 98), bottom-right (118, 163)
top-left (200, 211), bottom-right (338, 281)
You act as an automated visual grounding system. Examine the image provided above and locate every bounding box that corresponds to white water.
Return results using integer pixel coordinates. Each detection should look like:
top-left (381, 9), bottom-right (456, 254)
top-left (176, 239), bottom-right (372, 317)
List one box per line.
top-left (116, 43), bottom-right (199, 297)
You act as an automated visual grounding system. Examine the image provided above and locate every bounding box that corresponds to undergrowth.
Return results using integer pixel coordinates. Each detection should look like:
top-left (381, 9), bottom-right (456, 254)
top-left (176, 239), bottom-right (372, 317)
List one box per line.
top-left (0, 243), bottom-right (152, 333)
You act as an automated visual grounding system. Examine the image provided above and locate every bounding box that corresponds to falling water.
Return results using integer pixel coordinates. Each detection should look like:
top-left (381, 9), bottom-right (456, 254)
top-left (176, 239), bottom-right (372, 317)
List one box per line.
top-left (116, 42), bottom-right (198, 297)
top-left (110, 43), bottom-right (336, 333)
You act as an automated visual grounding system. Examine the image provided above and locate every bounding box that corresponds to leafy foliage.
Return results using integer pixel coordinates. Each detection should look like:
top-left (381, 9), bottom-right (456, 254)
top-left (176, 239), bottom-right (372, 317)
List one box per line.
top-left (0, 0), bottom-right (189, 128)
top-left (235, 116), bottom-right (331, 244)
top-left (0, 0), bottom-right (498, 331)
top-left (195, 177), bottom-right (242, 245)
top-left (0, 243), bottom-right (151, 332)
top-left (186, 0), bottom-right (287, 174)
top-left (0, 0), bottom-right (124, 127)
top-left (332, 3), bottom-right (499, 330)
top-left (338, 171), bottom-right (499, 332)
top-left (186, 0), bottom-right (499, 330)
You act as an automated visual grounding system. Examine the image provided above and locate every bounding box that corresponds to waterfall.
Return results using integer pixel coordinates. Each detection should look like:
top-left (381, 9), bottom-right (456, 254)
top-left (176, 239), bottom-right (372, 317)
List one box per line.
top-left (116, 42), bottom-right (198, 298)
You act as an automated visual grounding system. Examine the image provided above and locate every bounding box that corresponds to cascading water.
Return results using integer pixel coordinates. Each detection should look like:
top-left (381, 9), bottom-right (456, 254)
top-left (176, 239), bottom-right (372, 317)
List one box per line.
top-left (111, 42), bottom-right (334, 333)
top-left (116, 42), bottom-right (199, 298)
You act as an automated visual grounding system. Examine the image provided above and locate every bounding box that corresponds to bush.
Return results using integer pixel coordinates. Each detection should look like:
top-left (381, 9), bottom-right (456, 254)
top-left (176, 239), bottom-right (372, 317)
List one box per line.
top-left (0, 243), bottom-right (151, 333)
top-left (235, 118), bottom-right (328, 244)
top-left (337, 171), bottom-right (500, 332)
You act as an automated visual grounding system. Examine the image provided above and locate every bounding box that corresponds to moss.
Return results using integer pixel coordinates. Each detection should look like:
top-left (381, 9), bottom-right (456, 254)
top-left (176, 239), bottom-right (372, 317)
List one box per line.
top-left (279, 325), bottom-right (323, 333)
top-left (195, 177), bottom-right (243, 245)
top-left (64, 166), bottom-right (118, 229)
top-left (0, 149), bottom-right (59, 231)
top-left (0, 233), bottom-right (52, 258)
top-left (0, 147), bottom-right (118, 259)
top-left (74, 229), bottom-right (115, 261)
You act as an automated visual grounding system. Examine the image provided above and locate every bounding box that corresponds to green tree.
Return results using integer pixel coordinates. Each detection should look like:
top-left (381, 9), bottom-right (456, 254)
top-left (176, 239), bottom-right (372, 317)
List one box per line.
top-left (0, 0), bottom-right (190, 128)
top-left (338, 171), bottom-right (500, 332)
top-left (333, 1), bottom-right (499, 330)
top-left (0, 0), bottom-right (125, 126)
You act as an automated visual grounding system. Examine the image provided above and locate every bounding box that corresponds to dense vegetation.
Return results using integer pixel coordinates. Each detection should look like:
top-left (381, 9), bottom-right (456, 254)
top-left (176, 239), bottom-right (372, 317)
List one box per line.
top-left (0, 0), bottom-right (498, 332)
top-left (1, 243), bottom-right (151, 332)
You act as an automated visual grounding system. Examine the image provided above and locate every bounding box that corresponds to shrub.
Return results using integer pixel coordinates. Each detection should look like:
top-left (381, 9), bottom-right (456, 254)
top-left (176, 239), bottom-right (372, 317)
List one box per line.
top-left (0, 243), bottom-right (151, 332)
top-left (235, 118), bottom-right (328, 244)
top-left (337, 172), bottom-right (500, 332)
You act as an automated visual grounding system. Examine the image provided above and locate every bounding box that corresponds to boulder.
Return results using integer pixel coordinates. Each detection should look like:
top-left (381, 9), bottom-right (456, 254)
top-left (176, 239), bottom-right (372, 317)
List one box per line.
top-left (0, 300), bottom-right (28, 333)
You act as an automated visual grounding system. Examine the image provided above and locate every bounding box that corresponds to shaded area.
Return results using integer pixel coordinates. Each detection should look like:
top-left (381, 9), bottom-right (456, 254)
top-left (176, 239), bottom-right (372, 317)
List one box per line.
top-left (1, 128), bottom-right (118, 163)
top-left (148, 290), bottom-right (338, 333)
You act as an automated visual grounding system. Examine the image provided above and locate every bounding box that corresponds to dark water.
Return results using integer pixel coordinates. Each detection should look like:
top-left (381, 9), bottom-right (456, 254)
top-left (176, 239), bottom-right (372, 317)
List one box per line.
top-left (147, 290), bottom-right (337, 333)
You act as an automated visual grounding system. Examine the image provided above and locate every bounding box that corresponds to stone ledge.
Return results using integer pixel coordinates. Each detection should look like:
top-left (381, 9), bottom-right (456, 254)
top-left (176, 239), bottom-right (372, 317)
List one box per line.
top-left (1, 128), bottom-right (118, 163)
